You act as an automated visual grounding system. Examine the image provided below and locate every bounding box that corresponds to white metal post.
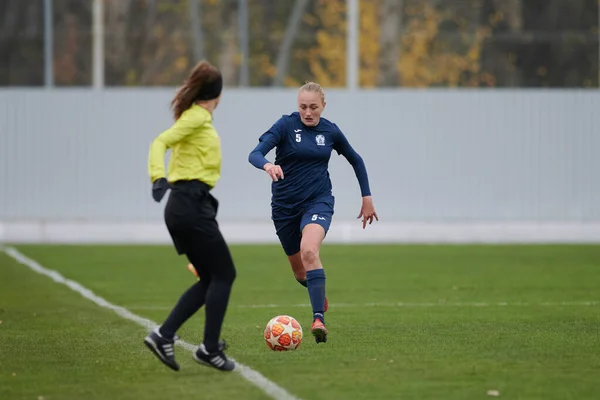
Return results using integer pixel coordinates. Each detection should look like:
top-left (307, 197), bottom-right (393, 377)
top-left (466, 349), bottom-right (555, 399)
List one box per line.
top-left (346, 0), bottom-right (359, 90)
top-left (92, 0), bottom-right (105, 88)
top-left (44, 0), bottom-right (54, 87)
top-left (238, 0), bottom-right (249, 86)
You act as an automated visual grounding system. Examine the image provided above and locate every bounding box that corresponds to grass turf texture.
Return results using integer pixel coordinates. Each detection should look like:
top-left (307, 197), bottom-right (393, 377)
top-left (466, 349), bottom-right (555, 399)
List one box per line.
top-left (1, 244), bottom-right (599, 399)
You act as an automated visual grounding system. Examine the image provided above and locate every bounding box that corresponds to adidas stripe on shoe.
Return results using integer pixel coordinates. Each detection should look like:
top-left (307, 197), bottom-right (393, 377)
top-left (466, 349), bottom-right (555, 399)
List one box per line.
top-left (193, 343), bottom-right (235, 372)
top-left (143, 327), bottom-right (180, 371)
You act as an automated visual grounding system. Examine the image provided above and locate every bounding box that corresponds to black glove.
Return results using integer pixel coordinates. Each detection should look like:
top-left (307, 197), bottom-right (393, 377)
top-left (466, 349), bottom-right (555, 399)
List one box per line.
top-left (152, 178), bottom-right (170, 202)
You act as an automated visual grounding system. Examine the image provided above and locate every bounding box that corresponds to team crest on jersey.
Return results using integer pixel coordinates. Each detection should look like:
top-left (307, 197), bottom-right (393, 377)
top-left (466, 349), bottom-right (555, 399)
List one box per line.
top-left (315, 134), bottom-right (326, 146)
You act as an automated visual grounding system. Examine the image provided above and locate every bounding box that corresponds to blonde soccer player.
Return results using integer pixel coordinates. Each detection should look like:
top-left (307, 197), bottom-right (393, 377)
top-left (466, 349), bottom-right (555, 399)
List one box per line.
top-left (248, 82), bottom-right (378, 343)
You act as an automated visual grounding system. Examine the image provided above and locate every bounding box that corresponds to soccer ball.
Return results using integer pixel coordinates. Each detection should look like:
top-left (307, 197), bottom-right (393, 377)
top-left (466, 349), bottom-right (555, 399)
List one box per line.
top-left (264, 315), bottom-right (303, 351)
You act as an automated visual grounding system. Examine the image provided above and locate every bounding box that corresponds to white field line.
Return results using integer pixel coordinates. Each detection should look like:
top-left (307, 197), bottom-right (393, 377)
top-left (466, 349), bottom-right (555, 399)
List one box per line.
top-left (2, 246), bottom-right (301, 400)
top-left (126, 301), bottom-right (600, 311)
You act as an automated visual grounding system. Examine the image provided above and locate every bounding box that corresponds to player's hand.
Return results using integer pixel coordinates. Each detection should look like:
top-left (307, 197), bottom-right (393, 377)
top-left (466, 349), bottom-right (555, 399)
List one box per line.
top-left (357, 196), bottom-right (379, 229)
top-left (152, 178), bottom-right (170, 202)
top-left (264, 163), bottom-right (284, 182)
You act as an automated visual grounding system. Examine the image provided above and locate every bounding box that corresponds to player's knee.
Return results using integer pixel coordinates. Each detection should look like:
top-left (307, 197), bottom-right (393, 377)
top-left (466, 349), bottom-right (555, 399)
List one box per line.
top-left (300, 246), bottom-right (319, 267)
top-left (215, 263), bottom-right (236, 285)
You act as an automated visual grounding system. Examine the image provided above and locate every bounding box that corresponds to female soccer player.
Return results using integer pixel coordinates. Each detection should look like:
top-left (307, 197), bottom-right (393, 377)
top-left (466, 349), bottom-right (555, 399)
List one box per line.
top-left (248, 82), bottom-right (378, 343)
top-left (144, 60), bottom-right (236, 372)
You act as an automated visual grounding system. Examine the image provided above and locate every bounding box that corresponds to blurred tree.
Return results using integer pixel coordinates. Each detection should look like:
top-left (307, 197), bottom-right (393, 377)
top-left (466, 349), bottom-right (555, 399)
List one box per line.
top-left (53, 0), bottom-right (93, 86)
top-left (246, 0), bottom-right (295, 85)
top-left (104, 0), bottom-right (202, 86)
top-left (272, 0), bottom-right (310, 86)
top-left (188, 0), bottom-right (205, 62)
top-left (218, 0), bottom-right (240, 86)
top-left (378, 0), bottom-right (402, 86)
top-left (104, 0), bottom-right (133, 85)
top-left (490, 0), bottom-right (523, 86)
top-left (398, 0), bottom-right (492, 87)
top-left (1, 0), bottom-right (597, 88)
top-left (358, 0), bottom-right (381, 87)
top-left (480, 0), bottom-right (599, 87)
top-left (0, 0), bottom-right (44, 86)
top-left (298, 0), bottom-right (346, 87)
top-left (201, 0), bottom-right (239, 86)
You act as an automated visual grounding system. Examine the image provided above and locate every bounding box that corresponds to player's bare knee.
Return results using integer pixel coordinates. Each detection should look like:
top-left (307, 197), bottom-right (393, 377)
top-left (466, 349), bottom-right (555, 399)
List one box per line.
top-left (300, 246), bottom-right (319, 267)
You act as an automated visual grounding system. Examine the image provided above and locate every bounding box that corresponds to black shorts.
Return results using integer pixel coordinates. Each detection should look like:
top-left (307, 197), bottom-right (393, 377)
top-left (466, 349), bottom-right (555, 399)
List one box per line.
top-left (164, 180), bottom-right (223, 255)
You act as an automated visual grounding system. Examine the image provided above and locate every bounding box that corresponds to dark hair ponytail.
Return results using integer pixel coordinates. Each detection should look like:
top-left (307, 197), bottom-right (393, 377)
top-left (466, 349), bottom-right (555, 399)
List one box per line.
top-left (171, 60), bottom-right (222, 120)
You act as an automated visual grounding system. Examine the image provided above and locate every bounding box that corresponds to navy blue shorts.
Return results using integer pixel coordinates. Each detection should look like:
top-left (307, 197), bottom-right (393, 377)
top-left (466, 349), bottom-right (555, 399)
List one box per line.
top-left (272, 196), bottom-right (334, 256)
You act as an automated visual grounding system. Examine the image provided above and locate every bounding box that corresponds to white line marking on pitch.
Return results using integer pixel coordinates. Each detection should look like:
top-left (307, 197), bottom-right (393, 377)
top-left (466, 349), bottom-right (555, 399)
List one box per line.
top-left (2, 246), bottom-right (301, 400)
top-left (126, 301), bottom-right (599, 311)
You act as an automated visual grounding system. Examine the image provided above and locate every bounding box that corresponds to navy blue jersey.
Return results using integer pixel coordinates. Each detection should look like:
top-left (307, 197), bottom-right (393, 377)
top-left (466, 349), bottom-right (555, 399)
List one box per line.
top-left (249, 112), bottom-right (371, 210)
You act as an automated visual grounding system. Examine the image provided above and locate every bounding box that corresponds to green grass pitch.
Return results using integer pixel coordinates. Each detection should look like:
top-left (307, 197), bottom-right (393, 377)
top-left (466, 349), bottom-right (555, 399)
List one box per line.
top-left (1, 244), bottom-right (599, 399)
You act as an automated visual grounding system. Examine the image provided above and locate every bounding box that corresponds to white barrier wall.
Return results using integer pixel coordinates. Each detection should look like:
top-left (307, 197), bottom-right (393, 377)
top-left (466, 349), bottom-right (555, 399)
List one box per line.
top-left (1, 89), bottom-right (599, 243)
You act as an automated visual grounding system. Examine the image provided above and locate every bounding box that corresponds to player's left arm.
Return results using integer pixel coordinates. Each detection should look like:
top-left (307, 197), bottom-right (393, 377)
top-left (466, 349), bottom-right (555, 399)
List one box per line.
top-left (148, 110), bottom-right (206, 182)
top-left (333, 126), bottom-right (379, 229)
top-left (147, 110), bottom-right (206, 202)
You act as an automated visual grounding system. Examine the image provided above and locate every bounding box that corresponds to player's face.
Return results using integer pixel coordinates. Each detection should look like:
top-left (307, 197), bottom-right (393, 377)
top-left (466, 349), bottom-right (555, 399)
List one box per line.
top-left (297, 90), bottom-right (325, 126)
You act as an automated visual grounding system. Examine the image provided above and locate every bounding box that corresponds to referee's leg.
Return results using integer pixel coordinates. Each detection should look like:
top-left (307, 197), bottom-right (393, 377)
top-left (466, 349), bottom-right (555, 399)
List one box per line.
top-left (184, 226), bottom-right (237, 354)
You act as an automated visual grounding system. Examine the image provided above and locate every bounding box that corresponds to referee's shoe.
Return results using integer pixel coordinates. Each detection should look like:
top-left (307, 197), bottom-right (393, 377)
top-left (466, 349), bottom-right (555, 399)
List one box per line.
top-left (193, 343), bottom-right (235, 372)
top-left (144, 327), bottom-right (229, 371)
top-left (144, 327), bottom-right (180, 371)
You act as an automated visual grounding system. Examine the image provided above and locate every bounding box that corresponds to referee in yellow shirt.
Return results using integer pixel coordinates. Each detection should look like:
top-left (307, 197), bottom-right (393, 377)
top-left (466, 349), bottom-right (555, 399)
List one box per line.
top-left (143, 60), bottom-right (236, 372)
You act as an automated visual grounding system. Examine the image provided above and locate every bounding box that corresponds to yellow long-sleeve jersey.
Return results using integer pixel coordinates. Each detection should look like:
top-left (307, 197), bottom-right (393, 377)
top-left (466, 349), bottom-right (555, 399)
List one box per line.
top-left (148, 104), bottom-right (221, 188)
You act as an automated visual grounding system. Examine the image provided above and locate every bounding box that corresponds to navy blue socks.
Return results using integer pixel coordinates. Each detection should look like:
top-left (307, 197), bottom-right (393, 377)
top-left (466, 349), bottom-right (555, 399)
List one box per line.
top-left (306, 269), bottom-right (326, 323)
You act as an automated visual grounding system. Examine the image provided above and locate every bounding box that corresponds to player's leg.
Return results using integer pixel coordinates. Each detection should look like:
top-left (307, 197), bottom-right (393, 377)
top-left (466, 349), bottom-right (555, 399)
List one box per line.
top-left (286, 249), bottom-right (329, 312)
top-left (159, 255), bottom-right (210, 340)
top-left (143, 190), bottom-right (192, 371)
top-left (144, 187), bottom-right (233, 372)
top-left (287, 252), bottom-right (306, 284)
top-left (273, 216), bottom-right (304, 280)
top-left (144, 229), bottom-right (228, 372)
top-left (186, 228), bottom-right (236, 372)
top-left (273, 216), bottom-right (330, 311)
top-left (300, 206), bottom-right (333, 343)
top-left (158, 248), bottom-right (227, 353)
top-left (300, 224), bottom-right (328, 343)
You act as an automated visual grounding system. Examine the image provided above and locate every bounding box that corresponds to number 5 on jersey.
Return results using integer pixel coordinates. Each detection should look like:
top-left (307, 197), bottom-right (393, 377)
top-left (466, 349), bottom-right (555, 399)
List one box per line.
top-left (296, 133), bottom-right (302, 142)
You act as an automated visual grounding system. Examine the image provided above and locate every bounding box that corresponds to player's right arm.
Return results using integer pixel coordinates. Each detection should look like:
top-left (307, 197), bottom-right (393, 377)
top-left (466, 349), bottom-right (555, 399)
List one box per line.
top-left (248, 117), bottom-right (285, 182)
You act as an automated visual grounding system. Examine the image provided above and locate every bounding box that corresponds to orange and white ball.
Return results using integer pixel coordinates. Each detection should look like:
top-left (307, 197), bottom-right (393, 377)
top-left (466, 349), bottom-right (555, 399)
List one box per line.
top-left (264, 315), bottom-right (303, 351)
